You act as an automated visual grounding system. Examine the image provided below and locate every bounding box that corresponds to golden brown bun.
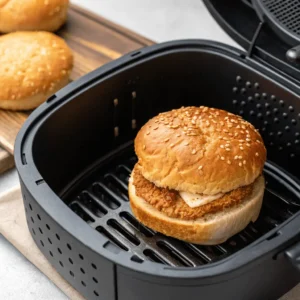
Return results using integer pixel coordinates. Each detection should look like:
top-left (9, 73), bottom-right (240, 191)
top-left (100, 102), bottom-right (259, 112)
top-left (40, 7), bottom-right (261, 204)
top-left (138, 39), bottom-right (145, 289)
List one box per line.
top-left (135, 106), bottom-right (266, 195)
top-left (0, 0), bottom-right (69, 33)
top-left (129, 175), bottom-right (265, 245)
top-left (0, 31), bottom-right (73, 110)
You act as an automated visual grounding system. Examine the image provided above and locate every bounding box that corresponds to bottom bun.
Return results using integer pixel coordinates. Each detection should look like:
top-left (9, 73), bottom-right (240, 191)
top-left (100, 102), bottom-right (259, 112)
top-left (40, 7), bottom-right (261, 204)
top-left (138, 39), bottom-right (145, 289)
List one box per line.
top-left (129, 175), bottom-right (265, 245)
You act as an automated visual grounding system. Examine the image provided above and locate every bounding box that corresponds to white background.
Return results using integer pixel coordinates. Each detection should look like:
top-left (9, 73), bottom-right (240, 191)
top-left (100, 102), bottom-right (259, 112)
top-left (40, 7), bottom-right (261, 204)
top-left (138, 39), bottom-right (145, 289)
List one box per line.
top-left (0, 1), bottom-right (241, 299)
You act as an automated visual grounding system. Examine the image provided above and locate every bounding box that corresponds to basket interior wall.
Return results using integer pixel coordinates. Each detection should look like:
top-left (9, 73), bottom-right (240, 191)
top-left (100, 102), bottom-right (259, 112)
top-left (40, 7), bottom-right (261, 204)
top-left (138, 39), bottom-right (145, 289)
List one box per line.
top-left (32, 49), bottom-right (300, 194)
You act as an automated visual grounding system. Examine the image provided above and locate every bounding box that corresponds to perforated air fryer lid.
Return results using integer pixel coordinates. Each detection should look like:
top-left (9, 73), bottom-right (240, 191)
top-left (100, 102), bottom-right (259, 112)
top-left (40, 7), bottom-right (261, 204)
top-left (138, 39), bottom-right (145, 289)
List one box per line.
top-left (203, 0), bottom-right (300, 81)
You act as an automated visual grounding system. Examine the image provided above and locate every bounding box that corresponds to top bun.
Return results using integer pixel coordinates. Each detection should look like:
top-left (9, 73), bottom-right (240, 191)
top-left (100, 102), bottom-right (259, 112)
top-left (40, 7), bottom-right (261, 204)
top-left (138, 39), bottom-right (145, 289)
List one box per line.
top-left (0, 0), bottom-right (69, 33)
top-left (135, 106), bottom-right (266, 195)
top-left (0, 31), bottom-right (73, 110)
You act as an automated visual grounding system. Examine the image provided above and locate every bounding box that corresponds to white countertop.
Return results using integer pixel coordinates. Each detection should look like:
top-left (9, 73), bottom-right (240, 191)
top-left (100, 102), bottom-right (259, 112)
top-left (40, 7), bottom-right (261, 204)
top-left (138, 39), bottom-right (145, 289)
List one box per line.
top-left (0, 1), bottom-right (242, 299)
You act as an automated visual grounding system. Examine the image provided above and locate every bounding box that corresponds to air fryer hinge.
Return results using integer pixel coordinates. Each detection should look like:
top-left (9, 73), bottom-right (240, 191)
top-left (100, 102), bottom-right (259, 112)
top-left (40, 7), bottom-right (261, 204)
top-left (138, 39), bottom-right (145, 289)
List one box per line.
top-left (246, 21), bottom-right (265, 58)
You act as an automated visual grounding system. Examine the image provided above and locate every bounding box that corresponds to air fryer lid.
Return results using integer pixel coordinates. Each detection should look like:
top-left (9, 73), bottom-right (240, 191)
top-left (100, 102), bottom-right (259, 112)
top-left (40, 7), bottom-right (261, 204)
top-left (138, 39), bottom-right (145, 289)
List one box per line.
top-left (203, 0), bottom-right (300, 81)
top-left (252, 0), bottom-right (300, 46)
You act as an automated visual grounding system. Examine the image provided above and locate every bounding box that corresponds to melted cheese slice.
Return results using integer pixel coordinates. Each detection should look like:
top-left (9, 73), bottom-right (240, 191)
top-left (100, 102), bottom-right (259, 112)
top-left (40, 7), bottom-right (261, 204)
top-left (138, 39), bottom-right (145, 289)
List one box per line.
top-left (179, 191), bottom-right (224, 208)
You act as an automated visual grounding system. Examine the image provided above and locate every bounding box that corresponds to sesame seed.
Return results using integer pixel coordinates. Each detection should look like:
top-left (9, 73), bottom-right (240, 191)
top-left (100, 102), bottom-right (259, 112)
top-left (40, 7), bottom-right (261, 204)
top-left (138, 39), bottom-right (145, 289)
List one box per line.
top-left (170, 143), bottom-right (174, 148)
top-left (221, 156), bottom-right (225, 160)
top-left (225, 148), bottom-right (230, 151)
top-left (239, 162), bottom-right (243, 167)
top-left (220, 121), bottom-right (224, 126)
top-left (191, 149), bottom-right (197, 155)
top-left (225, 144), bottom-right (230, 147)
top-left (246, 138), bottom-right (251, 142)
top-left (234, 133), bottom-right (238, 137)
top-left (243, 160), bottom-right (246, 165)
top-left (203, 107), bottom-right (208, 112)
top-left (239, 156), bottom-right (242, 159)
top-left (225, 116), bottom-right (229, 120)
top-left (164, 138), bottom-right (169, 142)
top-left (220, 145), bottom-right (224, 149)
top-left (212, 119), bottom-right (217, 123)
top-left (184, 142), bottom-right (189, 146)
top-left (255, 152), bottom-right (259, 157)
top-left (237, 125), bottom-right (240, 129)
top-left (234, 155), bottom-right (238, 160)
top-left (176, 134), bottom-right (181, 137)
top-left (146, 132), bottom-right (150, 135)
top-left (239, 140), bottom-right (244, 143)
top-left (240, 146), bottom-right (244, 150)
top-left (223, 129), bottom-right (229, 133)
top-left (227, 160), bottom-right (231, 165)
top-left (246, 143), bottom-right (250, 147)
top-left (198, 165), bottom-right (203, 170)
top-left (241, 125), bottom-right (246, 129)
top-left (143, 145), bottom-right (146, 150)
top-left (153, 126), bottom-right (158, 130)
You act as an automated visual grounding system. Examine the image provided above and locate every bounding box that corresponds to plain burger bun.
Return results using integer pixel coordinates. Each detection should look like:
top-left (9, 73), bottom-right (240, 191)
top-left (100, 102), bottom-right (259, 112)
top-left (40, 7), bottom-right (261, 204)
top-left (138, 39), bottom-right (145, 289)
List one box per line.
top-left (0, 0), bottom-right (69, 33)
top-left (129, 175), bottom-right (265, 245)
top-left (135, 106), bottom-right (266, 195)
top-left (0, 31), bottom-right (73, 110)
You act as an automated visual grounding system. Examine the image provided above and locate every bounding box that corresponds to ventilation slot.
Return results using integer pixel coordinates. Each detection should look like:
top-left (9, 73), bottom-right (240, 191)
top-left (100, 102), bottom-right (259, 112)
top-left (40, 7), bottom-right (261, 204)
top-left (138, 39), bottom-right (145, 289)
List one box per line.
top-left (36, 179), bottom-right (45, 185)
top-left (22, 153), bottom-right (27, 165)
top-left (79, 192), bottom-right (107, 218)
top-left (107, 219), bottom-right (140, 246)
top-left (104, 174), bottom-right (128, 201)
top-left (97, 226), bottom-right (128, 251)
top-left (157, 241), bottom-right (194, 267)
top-left (92, 182), bottom-right (121, 209)
top-left (143, 249), bottom-right (168, 265)
top-left (70, 203), bottom-right (95, 223)
top-left (120, 211), bottom-right (155, 237)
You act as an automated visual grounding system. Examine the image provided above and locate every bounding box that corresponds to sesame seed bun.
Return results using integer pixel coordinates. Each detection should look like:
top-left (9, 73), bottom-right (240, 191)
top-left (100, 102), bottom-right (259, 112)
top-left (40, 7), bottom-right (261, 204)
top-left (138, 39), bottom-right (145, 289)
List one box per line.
top-left (135, 106), bottom-right (266, 195)
top-left (0, 31), bottom-right (73, 111)
top-left (0, 0), bottom-right (69, 33)
top-left (129, 175), bottom-right (265, 245)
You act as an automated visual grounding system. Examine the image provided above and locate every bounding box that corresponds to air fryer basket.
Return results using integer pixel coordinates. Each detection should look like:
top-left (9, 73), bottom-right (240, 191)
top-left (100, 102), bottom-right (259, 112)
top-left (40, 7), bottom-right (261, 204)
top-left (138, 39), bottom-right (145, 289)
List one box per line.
top-left (15, 40), bottom-right (300, 300)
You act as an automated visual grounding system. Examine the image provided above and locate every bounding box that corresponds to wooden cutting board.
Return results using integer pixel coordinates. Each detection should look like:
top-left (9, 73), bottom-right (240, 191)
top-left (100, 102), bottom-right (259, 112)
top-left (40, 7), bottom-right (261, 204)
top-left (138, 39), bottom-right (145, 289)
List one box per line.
top-left (0, 4), bottom-right (153, 157)
top-left (0, 147), bottom-right (14, 174)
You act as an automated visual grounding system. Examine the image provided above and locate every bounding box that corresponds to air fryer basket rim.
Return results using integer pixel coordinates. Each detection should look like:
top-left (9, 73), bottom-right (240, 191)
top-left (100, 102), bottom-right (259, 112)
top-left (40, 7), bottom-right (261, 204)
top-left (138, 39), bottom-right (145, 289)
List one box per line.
top-left (14, 39), bottom-right (300, 280)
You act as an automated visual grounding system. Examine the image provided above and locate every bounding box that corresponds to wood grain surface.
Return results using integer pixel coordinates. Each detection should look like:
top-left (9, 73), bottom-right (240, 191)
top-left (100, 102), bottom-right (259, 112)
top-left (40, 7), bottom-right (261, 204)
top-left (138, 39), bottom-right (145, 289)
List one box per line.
top-left (0, 4), bottom-right (154, 155)
top-left (0, 147), bottom-right (14, 174)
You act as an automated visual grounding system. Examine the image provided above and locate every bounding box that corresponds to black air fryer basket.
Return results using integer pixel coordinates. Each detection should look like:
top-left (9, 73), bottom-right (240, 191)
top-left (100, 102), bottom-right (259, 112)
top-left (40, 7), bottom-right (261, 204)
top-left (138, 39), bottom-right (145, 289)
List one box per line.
top-left (14, 2), bottom-right (300, 300)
